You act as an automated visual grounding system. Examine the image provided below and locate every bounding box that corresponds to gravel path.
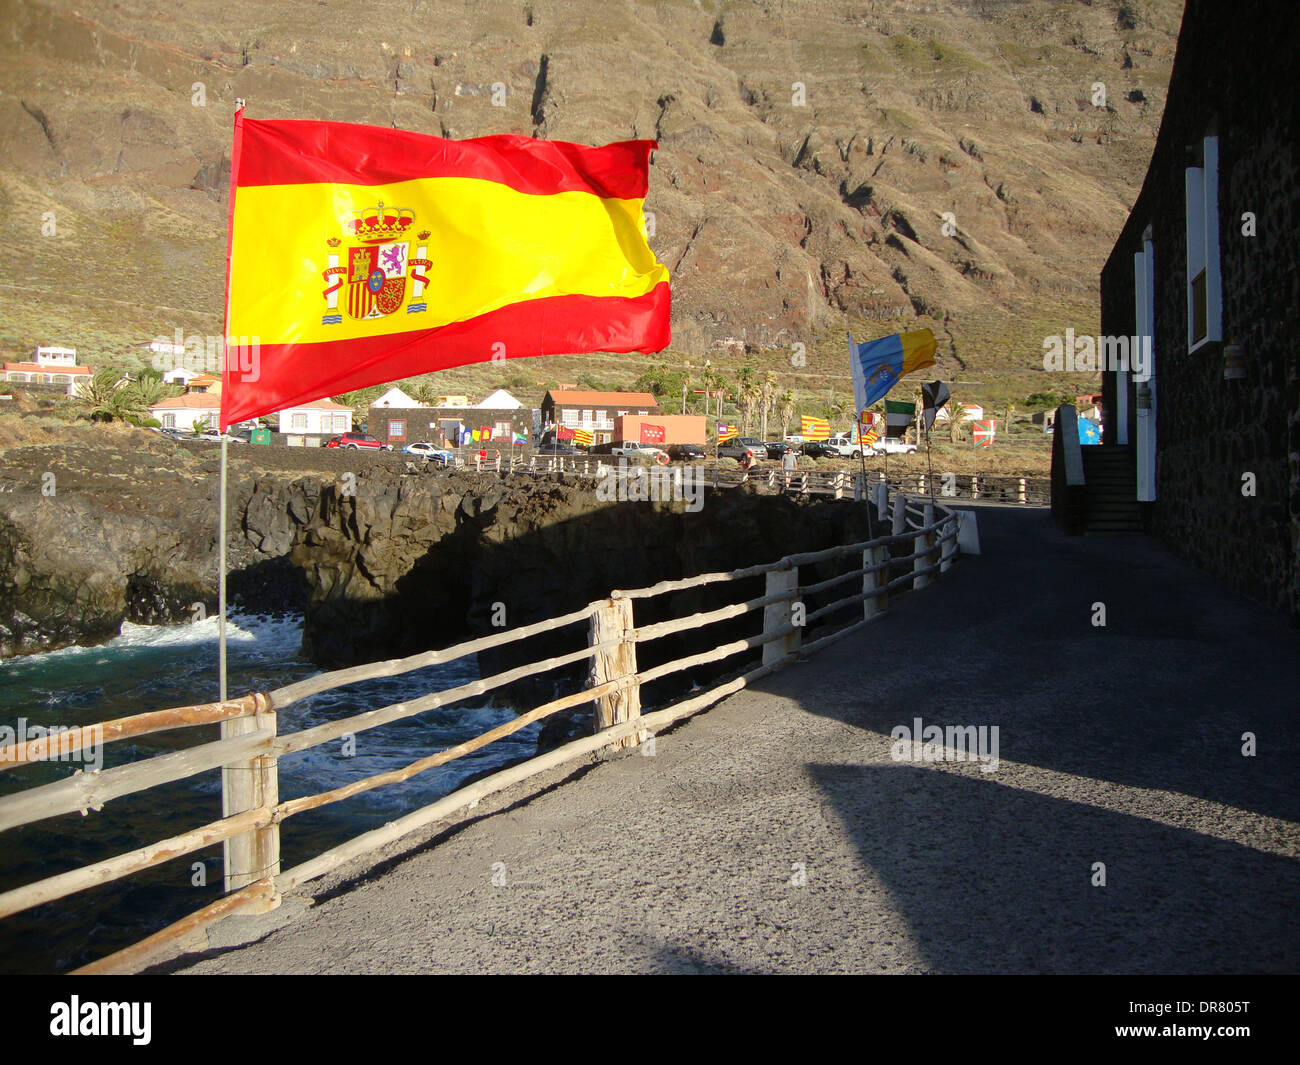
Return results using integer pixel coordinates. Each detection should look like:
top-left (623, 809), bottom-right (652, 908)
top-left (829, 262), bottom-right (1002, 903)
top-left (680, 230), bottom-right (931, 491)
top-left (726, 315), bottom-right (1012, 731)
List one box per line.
top-left (169, 505), bottom-right (1300, 974)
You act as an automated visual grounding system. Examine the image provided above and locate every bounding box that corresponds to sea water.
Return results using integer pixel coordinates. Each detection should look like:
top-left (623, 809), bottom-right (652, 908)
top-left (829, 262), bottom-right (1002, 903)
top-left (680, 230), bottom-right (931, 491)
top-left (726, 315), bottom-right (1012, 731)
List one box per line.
top-left (0, 613), bottom-right (539, 973)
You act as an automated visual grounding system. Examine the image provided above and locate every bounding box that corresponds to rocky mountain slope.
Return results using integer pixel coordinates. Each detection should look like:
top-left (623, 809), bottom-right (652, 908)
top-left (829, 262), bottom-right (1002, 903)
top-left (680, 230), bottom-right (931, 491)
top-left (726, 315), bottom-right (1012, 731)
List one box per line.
top-left (0, 0), bottom-right (1183, 391)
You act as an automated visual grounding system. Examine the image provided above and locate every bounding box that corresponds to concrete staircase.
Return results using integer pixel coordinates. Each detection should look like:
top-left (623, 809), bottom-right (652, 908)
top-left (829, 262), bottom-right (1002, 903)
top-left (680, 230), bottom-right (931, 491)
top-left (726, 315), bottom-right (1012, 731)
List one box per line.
top-left (1081, 445), bottom-right (1141, 532)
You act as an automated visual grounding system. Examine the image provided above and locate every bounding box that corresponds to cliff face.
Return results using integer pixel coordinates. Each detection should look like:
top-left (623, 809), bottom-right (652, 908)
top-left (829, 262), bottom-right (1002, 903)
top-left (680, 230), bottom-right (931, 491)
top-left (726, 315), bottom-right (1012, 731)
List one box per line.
top-left (0, 426), bottom-right (878, 678)
top-left (0, 0), bottom-right (1184, 376)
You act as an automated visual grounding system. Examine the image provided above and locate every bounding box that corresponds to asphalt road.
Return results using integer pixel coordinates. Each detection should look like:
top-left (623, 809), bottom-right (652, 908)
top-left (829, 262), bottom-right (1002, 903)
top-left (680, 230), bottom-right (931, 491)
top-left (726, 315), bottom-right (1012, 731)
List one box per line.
top-left (168, 504), bottom-right (1300, 974)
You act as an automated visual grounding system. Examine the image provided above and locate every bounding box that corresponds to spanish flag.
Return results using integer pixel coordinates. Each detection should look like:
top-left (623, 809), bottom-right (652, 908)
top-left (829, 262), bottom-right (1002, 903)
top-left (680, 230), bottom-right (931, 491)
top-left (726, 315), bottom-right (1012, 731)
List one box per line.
top-left (220, 113), bottom-right (671, 429)
top-left (800, 415), bottom-right (831, 441)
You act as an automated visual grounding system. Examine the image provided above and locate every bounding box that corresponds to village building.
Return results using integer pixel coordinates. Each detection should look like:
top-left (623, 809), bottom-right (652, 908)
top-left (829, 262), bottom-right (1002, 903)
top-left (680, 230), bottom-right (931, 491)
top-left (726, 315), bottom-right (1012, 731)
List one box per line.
top-left (2, 346), bottom-right (93, 393)
top-left (275, 399), bottom-right (353, 445)
top-left (540, 389), bottom-right (659, 446)
top-left (1085, 0), bottom-right (1298, 618)
top-left (368, 387), bottom-right (534, 448)
top-left (150, 393), bottom-right (222, 433)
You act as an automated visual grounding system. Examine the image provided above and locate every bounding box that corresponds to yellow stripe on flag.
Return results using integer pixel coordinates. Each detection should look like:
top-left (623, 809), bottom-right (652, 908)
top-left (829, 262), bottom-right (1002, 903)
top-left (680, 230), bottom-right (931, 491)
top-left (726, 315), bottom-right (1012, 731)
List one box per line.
top-left (573, 428), bottom-right (593, 447)
top-left (228, 176), bottom-right (667, 345)
top-left (800, 415), bottom-right (831, 441)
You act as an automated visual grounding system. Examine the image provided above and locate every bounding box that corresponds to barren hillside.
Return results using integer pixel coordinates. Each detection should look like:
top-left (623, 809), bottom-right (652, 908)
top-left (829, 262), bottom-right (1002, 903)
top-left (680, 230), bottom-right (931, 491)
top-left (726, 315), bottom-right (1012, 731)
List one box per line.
top-left (0, 0), bottom-right (1183, 400)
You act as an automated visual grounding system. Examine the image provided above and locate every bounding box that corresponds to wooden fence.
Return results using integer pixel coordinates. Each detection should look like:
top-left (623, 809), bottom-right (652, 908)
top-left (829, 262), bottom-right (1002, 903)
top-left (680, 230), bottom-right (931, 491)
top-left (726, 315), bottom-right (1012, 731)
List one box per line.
top-left (0, 484), bottom-right (964, 974)
top-left (427, 450), bottom-right (1048, 505)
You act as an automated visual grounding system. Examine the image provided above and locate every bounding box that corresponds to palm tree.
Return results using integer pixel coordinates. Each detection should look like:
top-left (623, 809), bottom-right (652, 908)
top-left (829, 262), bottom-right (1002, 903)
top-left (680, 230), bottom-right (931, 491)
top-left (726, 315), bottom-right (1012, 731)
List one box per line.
top-left (759, 371), bottom-right (777, 439)
top-left (828, 394), bottom-right (853, 429)
top-left (778, 390), bottom-right (796, 439)
top-left (78, 367), bottom-right (134, 422)
top-left (736, 365), bottom-right (758, 433)
top-left (948, 395), bottom-right (964, 443)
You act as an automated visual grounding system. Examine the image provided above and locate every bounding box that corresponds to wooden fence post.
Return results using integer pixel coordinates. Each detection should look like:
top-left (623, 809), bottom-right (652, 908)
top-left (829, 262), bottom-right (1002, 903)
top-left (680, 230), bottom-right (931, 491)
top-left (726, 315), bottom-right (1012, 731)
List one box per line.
top-left (587, 598), bottom-right (641, 750)
top-left (971, 474), bottom-right (980, 499)
top-left (940, 512), bottom-right (956, 573)
top-left (914, 502), bottom-right (935, 590)
top-left (891, 493), bottom-right (906, 535)
top-left (762, 567), bottom-right (801, 665)
top-left (1018, 477), bottom-right (1026, 504)
top-left (221, 700), bottom-right (280, 904)
top-left (863, 543), bottom-right (889, 619)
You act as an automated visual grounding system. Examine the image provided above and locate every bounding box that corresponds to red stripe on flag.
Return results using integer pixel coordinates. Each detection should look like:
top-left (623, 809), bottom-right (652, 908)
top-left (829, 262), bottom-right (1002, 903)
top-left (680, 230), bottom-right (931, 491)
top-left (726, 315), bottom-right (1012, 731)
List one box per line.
top-left (221, 282), bottom-right (671, 428)
top-left (234, 119), bottom-right (655, 199)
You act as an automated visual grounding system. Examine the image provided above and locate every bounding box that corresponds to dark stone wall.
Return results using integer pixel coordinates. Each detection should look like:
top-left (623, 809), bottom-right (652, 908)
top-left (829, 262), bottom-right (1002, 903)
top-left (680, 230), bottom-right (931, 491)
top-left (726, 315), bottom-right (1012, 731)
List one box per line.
top-left (1100, 0), bottom-right (1300, 621)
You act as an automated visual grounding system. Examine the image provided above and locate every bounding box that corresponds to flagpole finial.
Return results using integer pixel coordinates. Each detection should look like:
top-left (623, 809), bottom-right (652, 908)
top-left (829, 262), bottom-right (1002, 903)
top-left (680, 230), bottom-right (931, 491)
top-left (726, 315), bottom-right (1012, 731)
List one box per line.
top-left (235, 98), bottom-right (246, 111)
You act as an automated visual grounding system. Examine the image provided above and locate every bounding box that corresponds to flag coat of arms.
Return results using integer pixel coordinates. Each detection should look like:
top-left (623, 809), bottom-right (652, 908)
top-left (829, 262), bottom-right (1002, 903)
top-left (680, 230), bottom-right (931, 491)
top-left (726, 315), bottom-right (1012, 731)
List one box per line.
top-left (220, 114), bottom-right (671, 428)
top-left (800, 415), bottom-right (831, 441)
top-left (717, 423), bottom-right (738, 442)
top-left (848, 329), bottom-right (937, 418)
top-left (884, 400), bottom-right (915, 438)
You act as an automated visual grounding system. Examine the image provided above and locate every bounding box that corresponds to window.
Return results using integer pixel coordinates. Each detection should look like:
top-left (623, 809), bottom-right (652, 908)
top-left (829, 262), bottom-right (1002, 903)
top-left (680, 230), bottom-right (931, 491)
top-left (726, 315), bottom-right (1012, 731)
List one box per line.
top-left (494, 421), bottom-right (512, 437)
top-left (561, 408), bottom-right (578, 426)
top-left (291, 413), bottom-right (307, 431)
top-left (162, 413), bottom-right (175, 429)
top-left (1185, 135), bottom-right (1222, 352)
top-left (1135, 227), bottom-right (1157, 502)
top-left (581, 409), bottom-right (593, 424)
top-left (333, 414), bottom-right (349, 433)
top-left (388, 419), bottom-right (406, 439)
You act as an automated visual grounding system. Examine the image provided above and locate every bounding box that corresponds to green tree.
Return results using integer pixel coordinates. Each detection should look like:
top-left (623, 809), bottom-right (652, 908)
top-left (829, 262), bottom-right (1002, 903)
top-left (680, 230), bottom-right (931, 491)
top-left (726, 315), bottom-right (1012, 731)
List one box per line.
top-left (778, 389), bottom-right (796, 438)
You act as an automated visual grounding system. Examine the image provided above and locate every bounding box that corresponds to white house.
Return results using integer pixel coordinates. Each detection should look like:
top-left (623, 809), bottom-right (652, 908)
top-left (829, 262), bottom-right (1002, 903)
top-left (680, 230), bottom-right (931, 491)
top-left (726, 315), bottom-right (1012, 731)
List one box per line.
top-left (151, 393), bottom-right (222, 432)
top-left (372, 386), bottom-right (422, 408)
top-left (476, 388), bottom-right (523, 409)
top-left (275, 399), bottom-right (352, 438)
top-left (162, 367), bottom-right (198, 386)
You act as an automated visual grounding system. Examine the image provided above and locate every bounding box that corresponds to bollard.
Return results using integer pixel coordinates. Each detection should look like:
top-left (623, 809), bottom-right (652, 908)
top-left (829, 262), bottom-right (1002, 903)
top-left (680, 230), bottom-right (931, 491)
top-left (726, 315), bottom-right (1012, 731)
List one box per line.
top-left (587, 598), bottom-right (640, 751)
top-left (221, 698), bottom-right (280, 905)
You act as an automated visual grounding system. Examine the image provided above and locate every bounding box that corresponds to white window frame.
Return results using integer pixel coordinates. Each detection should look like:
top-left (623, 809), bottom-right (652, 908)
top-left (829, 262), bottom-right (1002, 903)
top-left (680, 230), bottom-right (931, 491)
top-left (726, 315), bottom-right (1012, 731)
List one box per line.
top-left (1185, 135), bottom-right (1222, 353)
top-left (1135, 227), bottom-right (1157, 501)
top-left (291, 412), bottom-right (308, 431)
top-left (162, 413), bottom-right (175, 429)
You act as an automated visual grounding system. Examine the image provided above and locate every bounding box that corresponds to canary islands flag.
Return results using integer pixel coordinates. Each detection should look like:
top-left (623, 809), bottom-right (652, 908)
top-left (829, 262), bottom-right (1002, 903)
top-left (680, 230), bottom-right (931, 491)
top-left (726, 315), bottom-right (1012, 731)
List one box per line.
top-left (220, 112), bottom-right (671, 429)
top-left (848, 329), bottom-right (937, 417)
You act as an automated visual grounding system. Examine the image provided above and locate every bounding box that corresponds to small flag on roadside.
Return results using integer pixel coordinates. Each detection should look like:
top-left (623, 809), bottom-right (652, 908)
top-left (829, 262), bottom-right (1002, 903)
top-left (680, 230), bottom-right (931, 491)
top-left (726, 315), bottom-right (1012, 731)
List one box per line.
top-left (480, 427), bottom-right (492, 442)
top-left (557, 426), bottom-right (576, 441)
top-left (921, 381), bottom-right (951, 434)
top-left (640, 422), bottom-right (666, 444)
top-left (717, 423), bottom-right (738, 442)
top-left (848, 328), bottom-right (937, 417)
top-left (513, 431), bottom-right (527, 445)
top-left (573, 428), bottom-right (593, 447)
top-left (885, 400), bottom-right (915, 438)
top-left (973, 420), bottom-right (996, 447)
top-left (862, 427), bottom-right (879, 449)
top-left (800, 415), bottom-right (831, 441)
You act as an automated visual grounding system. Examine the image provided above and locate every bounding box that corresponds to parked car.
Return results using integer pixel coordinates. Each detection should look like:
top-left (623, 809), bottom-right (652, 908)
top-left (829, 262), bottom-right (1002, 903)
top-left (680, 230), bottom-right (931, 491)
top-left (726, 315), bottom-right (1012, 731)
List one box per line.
top-left (667, 443), bottom-right (707, 461)
top-left (763, 440), bottom-right (792, 460)
top-left (195, 430), bottom-right (243, 443)
top-left (717, 436), bottom-right (764, 461)
top-left (825, 432), bottom-right (864, 458)
top-left (402, 442), bottom-right (454, 466)
top-left (870, 439), bottom-right (918, 455)
top-left (800, 441), bottom-right (837, 458)
top-left (324, 432), bottom-right (392, 451)
top-left (538, 442), bottom-right (587, 456)
top-left (611, 441), bottom-right (667, 460)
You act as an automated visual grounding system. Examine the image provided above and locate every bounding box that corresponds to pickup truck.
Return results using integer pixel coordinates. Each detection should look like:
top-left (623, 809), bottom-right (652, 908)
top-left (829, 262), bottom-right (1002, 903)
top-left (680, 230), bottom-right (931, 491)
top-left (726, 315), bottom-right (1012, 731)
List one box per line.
top-left (717, 436), bottom-right (764, 461)
top-left (610, 442), bottom-right (667, 460)
top-left (870, 438), bottom-right (918, 455)
top-left (824, 433), bottom-right (864, 458)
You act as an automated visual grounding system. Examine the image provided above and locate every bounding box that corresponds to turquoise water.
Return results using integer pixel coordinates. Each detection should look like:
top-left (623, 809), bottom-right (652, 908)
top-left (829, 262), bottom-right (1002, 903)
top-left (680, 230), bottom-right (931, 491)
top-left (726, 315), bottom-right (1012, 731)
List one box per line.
top-left (0, 613), bottom-right (540, 973)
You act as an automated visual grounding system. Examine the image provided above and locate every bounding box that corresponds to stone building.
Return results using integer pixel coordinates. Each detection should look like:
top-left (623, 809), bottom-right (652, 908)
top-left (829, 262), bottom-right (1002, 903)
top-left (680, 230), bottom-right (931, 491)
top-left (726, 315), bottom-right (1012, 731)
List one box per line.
top-left (1095, 0), bottom-right (1299, 620)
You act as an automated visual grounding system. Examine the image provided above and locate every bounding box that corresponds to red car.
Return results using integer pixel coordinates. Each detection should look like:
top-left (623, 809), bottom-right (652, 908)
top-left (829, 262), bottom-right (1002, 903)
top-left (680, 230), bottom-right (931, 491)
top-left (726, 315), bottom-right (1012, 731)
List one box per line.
top-left (323, 432), bottom-right (392, 451)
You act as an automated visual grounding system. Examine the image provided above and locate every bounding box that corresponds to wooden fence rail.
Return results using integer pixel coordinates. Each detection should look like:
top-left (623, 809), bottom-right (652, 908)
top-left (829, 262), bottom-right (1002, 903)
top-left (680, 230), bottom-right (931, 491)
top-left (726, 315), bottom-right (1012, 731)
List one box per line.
top-left (0, 483), bottom-right (966, 973)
